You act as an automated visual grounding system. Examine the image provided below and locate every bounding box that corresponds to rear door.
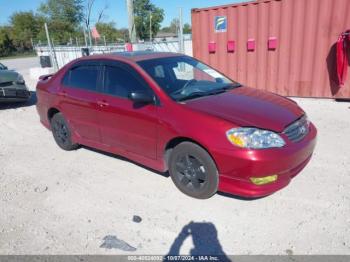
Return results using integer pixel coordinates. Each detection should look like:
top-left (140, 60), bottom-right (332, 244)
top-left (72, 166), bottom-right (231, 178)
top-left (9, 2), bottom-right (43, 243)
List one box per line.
top-left (60, 61), bottom-right (102, 143)
top-left (97, 61), bottom-right (158, 159)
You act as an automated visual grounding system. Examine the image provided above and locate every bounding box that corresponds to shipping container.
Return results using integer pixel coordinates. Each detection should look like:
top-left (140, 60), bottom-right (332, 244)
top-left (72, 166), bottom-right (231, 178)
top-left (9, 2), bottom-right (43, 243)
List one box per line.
top-left (191, 0), bottom-right (350, 99)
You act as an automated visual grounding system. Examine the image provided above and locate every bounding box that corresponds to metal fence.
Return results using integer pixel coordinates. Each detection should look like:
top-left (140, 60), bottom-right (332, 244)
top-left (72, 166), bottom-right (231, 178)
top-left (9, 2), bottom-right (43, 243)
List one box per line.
top-left (35, 40), bottom-right (193, 70)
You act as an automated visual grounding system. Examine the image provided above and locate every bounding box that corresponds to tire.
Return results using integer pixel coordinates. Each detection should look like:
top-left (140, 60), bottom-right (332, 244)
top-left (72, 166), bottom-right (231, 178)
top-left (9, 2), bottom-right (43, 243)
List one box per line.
top-left (50, 113), bottom-right (78, 151)
top-left (168, 142), bottom-right (219, 199)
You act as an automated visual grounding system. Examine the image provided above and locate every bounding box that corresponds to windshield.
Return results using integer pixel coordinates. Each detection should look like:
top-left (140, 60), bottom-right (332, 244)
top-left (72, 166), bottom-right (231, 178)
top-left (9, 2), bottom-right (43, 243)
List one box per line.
top-left (137, 56), bottom-right (241, 101)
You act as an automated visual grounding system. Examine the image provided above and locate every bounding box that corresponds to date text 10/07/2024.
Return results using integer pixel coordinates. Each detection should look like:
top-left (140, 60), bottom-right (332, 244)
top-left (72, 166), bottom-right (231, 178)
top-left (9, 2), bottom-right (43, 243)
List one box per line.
top-left (127, 255), bottom-right (221, 261)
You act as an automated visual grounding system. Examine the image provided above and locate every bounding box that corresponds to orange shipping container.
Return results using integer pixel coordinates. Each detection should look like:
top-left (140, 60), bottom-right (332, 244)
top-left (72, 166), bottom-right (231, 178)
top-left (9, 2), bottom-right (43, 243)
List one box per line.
top-left (191, 0), bottom-right (350, 98)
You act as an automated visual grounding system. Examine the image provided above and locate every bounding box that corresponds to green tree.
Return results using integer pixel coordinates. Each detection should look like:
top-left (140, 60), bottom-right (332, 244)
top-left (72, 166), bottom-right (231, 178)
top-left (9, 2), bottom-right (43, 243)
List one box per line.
top-left (96, 22), bottom-right (123, 43)
top-left (160, 20), bottom-right (192, 35)
top-left (9, 12), bottom-right (44, 51)
top-left (159, 26), bottom-right (171, 33)
top-left (0, 27), bottom-right (16, 57)
top-left (39, 0), bottom-right (84, 44)
top-left (183, 23), bottom-right (191, 34)
top-left (117, 28), bottom-right (130, 42)
top-left (134, 0), bottom-right (164, 41)
top-left (39, 0), bottom-right (83, 25)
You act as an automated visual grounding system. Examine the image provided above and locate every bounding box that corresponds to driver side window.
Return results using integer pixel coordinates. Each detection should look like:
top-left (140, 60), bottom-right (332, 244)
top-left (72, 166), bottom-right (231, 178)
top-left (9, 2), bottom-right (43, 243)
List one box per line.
top-left (103, 65), bottom-right (151, 98)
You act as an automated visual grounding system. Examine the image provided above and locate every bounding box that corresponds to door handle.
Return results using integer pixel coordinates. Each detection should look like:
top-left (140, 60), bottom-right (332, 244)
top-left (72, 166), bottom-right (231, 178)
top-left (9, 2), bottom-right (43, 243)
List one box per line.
top-left (97, 100), bottom-right (109, 107)
top-left (58, 91), bottom-right (67, 97)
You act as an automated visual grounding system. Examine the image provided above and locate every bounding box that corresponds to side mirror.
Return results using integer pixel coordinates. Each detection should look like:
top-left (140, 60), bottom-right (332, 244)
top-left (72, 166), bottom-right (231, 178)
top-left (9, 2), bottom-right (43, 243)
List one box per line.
top-left (4, 66), bottom-right (8, 70)
top-left (129, 91), bottom-right (154, 104)
top-left (215, 78), bottom-right (224, 83)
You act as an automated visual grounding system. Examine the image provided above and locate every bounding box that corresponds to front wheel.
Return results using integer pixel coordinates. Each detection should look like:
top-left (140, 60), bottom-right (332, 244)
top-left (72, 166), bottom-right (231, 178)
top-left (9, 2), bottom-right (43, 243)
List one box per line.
top-left (50, 113), bottom-right (78, 151)
top-left (169, 142), bottom-right (219, 199)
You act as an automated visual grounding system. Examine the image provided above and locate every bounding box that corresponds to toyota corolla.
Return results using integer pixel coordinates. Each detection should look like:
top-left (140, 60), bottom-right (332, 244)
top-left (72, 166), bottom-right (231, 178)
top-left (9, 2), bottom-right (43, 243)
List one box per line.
top-left (36, 52), bottom-right (317, 199)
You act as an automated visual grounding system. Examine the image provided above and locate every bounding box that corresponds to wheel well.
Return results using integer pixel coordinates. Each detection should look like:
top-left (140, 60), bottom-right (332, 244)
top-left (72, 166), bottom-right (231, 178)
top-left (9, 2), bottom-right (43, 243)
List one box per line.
top-left (164, 137), bottom-right (215, 170)
top-left (47, 108), bottom-right (60, 122)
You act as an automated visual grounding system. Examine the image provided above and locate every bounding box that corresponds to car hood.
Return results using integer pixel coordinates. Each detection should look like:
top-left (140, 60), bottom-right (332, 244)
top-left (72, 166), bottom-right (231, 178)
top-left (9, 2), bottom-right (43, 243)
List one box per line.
top-left (0, 70), bottom-right (19, 83)
top-left (182, 87), bottom-right (304, 132)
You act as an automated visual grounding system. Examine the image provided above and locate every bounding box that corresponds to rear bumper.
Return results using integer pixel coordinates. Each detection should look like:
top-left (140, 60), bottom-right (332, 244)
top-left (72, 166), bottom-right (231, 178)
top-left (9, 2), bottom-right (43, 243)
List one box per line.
top-left (36, 100), bottom-right (52, 130)
top-left (214, 123), bottom-right (317, 197)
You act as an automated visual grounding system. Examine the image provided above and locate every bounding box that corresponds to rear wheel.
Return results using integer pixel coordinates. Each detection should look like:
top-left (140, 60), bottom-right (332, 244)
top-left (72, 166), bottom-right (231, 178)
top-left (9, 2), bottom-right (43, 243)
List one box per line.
top-left (169, 142), bottom-right (219, 199)
top-left (50, 113), bottom-right (78, 151)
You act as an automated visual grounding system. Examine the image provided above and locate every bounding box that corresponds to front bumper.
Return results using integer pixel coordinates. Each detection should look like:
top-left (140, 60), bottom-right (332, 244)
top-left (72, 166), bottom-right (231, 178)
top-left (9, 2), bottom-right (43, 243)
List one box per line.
top-left (0, 85), bottom-right (31, 102)
top-left (214, 123), bottom-right (317, 198)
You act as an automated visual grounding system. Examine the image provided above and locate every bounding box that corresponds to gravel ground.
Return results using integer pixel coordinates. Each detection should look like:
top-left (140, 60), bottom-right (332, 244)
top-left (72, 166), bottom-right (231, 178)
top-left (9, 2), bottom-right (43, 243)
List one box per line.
top-left (0, 57), bottom-right (349, 255)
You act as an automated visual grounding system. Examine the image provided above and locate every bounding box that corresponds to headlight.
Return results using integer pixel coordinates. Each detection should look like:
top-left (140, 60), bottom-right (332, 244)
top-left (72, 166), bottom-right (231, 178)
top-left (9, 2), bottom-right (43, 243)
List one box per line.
top-left (226, 127), bottom-right (285, 149)
top-left (15, 74), bottom-right (25, 85)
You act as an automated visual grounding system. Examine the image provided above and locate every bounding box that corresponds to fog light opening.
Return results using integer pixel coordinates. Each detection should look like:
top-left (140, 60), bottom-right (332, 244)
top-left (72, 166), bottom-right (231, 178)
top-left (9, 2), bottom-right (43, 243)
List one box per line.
top-left (250, 175), bottom-right (278, 185)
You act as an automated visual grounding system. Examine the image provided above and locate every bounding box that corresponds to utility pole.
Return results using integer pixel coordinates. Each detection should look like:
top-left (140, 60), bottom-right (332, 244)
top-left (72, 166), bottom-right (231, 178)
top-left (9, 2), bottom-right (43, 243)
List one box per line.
top-left (103, 35), bottom-right (107, 47)
top-left (178, 7), bottom-right (184, 54)
top-left (127, 0), bottom-right (137, 43)
top-left (88, 27), bottom-right (92, 46)
top-left (30, 38), bottom-right (34, 50)
top-left (149, 11), bottom-right (152, 42)
top-left (44, 23), bottom-right (58, 71)
top-left (83, 28), bottom-right (88, 47)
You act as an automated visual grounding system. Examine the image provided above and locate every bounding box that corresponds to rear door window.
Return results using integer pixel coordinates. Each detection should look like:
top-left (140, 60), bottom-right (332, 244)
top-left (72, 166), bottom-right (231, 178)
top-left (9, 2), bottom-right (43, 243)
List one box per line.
top-left (63, 64), bottom-right (100, 92)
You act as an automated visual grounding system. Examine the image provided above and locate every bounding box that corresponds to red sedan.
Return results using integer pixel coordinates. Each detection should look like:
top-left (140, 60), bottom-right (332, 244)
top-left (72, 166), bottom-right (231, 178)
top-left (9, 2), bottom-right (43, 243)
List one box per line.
top-left (36, 52), bottom-right (317, 199)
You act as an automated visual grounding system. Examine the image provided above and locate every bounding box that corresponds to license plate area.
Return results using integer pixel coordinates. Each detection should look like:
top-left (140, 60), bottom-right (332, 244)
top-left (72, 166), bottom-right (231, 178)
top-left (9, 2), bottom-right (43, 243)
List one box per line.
top-left (5, 90), bottom-right (17, 96)
top-left (0, 88), bottom-right (28, 97)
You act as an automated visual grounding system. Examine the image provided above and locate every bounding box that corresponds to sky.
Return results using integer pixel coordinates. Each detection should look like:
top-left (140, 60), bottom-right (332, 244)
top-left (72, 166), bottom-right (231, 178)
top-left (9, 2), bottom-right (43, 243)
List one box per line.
top-left (0, 0), bottom-right (248, 28)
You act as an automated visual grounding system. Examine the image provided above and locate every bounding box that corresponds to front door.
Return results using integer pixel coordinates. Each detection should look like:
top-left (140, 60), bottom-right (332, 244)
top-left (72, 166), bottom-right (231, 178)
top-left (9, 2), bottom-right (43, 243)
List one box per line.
top-left (97, 62), bottom-right (158, 159)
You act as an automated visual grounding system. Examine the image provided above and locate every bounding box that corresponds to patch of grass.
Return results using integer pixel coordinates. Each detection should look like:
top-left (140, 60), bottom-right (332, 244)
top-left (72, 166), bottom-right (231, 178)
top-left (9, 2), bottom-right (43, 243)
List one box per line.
top-left (0, 52), bottom-right (37, 60)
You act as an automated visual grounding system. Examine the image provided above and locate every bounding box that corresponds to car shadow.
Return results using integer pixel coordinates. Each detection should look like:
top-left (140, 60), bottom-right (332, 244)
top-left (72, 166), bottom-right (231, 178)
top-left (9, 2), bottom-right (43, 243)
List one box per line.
top-left (217, 191), bottom-right (267, 201)
top-left (0, 91), bottom-right (37, 110)
top-left (164, 221), bottom-right (231, 261)
top-left (81, 145), bottom-right (170, 178)
top-left (82, 146), bottom-right (269, 200)
top-left (335, 98), bottom-right (350, 102)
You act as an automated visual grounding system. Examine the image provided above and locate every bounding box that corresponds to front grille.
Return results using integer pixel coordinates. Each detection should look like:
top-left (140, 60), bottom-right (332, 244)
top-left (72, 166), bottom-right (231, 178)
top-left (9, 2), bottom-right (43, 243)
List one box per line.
top-left (0, 88), bottom-right (30, 98)
top-left (16, 90), bottom-right (30, 98)
top-left (283, 116), bottom-right (309, 142)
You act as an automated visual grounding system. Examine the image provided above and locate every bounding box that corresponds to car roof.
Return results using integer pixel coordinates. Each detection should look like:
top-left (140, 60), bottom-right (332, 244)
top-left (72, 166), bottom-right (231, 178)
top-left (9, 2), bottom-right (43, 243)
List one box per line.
top-left (113, 51), bottom-right (184, 62)
top-left (77, 51), bottom-right (184, 64)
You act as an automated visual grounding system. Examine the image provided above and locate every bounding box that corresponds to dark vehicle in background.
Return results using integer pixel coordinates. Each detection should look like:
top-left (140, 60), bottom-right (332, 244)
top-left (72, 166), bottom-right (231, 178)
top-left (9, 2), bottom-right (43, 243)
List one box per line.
top-left (0, 62), bottom-right (31, 103)
top-left (36, 52), bottom-right (317, 199)
top-left (0, 63), bottom-right (8, 70)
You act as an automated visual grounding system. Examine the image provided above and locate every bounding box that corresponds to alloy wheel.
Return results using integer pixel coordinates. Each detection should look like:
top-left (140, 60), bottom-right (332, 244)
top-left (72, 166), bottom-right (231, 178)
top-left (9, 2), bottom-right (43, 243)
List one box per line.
top-left (175, 154), bottom-right (207, 191)
top-left (52, 119), bottom-right (68, 144)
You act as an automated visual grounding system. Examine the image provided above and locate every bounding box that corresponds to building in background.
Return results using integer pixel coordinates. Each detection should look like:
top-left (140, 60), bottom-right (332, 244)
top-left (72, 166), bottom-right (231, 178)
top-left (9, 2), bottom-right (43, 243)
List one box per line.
top-left (154, 33), bottom-right (192, 42)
